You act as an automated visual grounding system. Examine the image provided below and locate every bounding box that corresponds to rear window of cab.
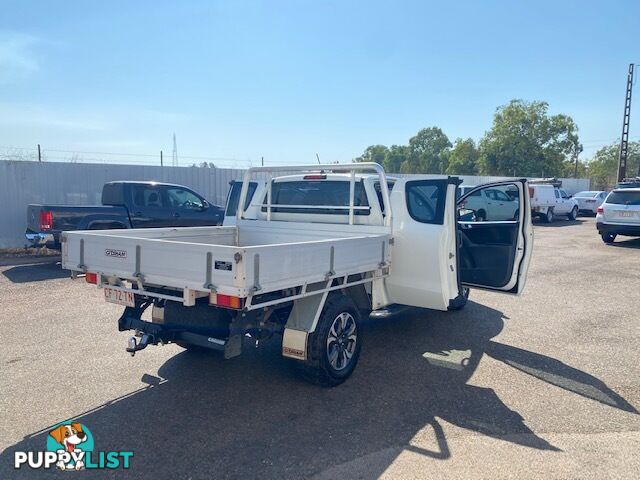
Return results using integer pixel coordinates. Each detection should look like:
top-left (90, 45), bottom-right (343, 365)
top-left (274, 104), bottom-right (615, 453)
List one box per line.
top-left (262, 180), bottom-right (371, 215)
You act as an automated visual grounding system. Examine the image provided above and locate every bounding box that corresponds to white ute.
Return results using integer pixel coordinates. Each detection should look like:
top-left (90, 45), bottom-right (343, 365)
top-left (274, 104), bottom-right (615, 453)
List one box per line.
top-left (529, 184), bottom-right (579, 223)
top-left (62, 164), bottom-right (533, 386)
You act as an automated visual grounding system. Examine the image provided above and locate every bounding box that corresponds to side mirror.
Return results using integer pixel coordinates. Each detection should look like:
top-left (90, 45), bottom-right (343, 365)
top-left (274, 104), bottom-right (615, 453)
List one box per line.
top-left (201, 200), bottom-right (209, 210)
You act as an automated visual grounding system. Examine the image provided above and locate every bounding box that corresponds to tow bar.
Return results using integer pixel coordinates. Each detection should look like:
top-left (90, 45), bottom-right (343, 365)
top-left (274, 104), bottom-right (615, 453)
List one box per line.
top-left (126, 334), bottom-right (153, 356)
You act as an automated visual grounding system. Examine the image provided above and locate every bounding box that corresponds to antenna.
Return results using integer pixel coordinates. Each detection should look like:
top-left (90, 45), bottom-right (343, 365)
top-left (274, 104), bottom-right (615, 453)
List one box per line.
top-left (172, 133), bottom-right (178, 167)
top-left (617, 64), bottom-right (634, 181)
top-left (315, 153), bottom-right (321, 164)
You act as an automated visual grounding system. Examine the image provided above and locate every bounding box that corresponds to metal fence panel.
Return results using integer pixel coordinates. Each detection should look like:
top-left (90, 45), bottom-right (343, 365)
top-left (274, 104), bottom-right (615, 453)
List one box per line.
top-left (0, 160), bottom-right (591, 248)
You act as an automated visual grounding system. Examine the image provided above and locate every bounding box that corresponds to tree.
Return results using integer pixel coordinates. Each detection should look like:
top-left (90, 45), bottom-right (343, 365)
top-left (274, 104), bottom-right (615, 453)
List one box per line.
top-left (478, 100), bottom-right (582, 177)
top-left (445, 138), bottom-right (479, 175)
top-left (354, 145), bottom-right (388, 165)
top-left (383, 145), bottom-right (409, 173)
top-left (586, 141), bottom-right (640, 189)
top-left (408, 127), bottom-right (452, 173)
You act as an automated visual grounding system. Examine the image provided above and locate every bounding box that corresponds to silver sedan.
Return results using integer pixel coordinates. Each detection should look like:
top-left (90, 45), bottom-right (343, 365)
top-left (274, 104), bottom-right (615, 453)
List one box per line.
top-left (573, 191), bottom-right (607, 215)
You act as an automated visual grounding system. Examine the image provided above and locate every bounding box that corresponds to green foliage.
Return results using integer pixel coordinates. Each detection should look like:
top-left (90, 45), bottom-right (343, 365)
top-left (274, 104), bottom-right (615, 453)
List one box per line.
top-left (445, 138), bottom-right (479, 175)
top-left (354, 145), bottom-right (388, 165)
top-left (478, 100), bottom-right (582, 177)
top-left (586, 141), bottom-right (640, 189)
top-left (354, 99), bottom-right (596, 179)
top-left (406, 127), bottom-right (451, 174)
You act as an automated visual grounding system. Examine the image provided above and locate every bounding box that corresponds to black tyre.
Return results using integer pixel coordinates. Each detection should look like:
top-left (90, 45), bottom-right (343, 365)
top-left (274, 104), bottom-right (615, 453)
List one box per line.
top-left (601, 232), bottom-right (616, 244)
top-left (448, 286), bottom-right (469, 311)
top-left (568, 206), bottom-right (578, 220)
top-left (544, 208), bottom-right (554, 223)
top-left (300, 294), bottom-right (362, 387)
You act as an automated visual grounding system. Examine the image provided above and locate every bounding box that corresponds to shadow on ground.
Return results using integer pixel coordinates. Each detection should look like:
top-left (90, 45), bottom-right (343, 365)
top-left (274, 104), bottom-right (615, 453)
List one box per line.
top-left (533, 219), bottom-right (585, 228)
top-left (608, 237), bottom-right (640, 249)
top-left (1, 301), bottom-right (635, 479)
top-left (2, 261), bottom-right (67, 283)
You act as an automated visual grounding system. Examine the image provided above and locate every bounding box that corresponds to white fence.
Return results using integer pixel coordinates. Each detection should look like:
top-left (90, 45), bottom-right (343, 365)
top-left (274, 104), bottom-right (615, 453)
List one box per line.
top-left (0, 160), bottom-right (590, 248)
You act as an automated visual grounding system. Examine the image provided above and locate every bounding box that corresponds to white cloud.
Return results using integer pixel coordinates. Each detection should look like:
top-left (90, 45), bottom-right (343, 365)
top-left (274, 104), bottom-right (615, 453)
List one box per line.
top-left (0, 32), bottom-right (40, 81)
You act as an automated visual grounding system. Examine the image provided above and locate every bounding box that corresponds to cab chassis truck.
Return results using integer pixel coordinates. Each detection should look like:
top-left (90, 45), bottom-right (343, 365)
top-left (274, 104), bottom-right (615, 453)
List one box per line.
top-left (62, 163), bottom-right (533, 386)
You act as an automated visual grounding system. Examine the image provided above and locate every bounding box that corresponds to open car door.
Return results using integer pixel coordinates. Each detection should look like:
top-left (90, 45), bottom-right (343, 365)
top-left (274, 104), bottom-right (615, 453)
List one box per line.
top-left (457, 180), bottom-right (533, 294)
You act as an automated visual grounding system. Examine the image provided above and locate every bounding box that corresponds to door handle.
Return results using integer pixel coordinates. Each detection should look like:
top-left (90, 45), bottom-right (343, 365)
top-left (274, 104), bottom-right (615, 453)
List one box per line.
top-left (172, 212), bottom-right (180, 218)
top-left (134, 211), bottom-right (142, 216)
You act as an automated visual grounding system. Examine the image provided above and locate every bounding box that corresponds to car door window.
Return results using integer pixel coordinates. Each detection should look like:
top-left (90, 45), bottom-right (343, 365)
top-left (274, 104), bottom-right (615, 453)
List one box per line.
top-left (459, 184), bottom-right (520, 222)
top-left (493, 190), bottom-right (511, 202)
top-left (132, 185), bottom-right (165, 208)
top-left (554, 190), bottom-right (560, 199)
top-left (405, 180), bottom-right (446, 224)
top-left (166, 187), bottom-right (204, 210)
top-left (560, 190), bottom-right (569, 199)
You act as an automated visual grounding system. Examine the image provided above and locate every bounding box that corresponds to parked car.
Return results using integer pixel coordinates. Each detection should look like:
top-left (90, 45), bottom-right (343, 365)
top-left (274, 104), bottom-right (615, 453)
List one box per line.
top-left (573, 190), bottom-right (607, 215)
top-left (596, 188), bottom-right (640, 243)
top-left (25, 181), bottom-right (224, 249)
top-left (61, 164), bottom-right (533, 386)
top-left (616, 177), bottom-right (640, 189)
top-left (529, 184), bottom-right (578, 222)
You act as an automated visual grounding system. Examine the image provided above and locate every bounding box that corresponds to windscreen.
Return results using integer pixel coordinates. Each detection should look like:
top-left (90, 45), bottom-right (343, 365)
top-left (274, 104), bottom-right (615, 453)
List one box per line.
top-left (606, 191), bottom-right (640, 205)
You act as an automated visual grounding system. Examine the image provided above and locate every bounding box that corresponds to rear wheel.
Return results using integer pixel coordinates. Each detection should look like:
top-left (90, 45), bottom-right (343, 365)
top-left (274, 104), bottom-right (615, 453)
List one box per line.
top-left (300, 295), bottom-right (362, 387)
top-left (568, 206), bottom-right (578, 220)
top-left (544, 208), bottom-right (554, 223)
top-left (601, 232), bottom-right (616, 244)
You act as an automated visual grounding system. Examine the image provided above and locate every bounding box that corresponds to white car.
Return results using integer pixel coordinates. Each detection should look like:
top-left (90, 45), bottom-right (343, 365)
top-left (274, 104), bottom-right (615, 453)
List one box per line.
top-left (573, 190), bottom-right (607, 215)
top-left (596, 188), bottom-right (640, 244)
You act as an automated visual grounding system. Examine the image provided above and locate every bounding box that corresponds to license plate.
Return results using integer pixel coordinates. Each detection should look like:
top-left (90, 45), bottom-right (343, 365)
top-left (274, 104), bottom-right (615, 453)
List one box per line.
top-left (618, 211), bottom-right (635, 218)
top-left (104, 287), bottom-right (135, 307)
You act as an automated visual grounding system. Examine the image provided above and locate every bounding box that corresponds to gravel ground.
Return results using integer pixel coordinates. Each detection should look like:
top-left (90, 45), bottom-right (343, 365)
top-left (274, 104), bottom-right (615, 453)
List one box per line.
top-left (0, 217), bottom-right (638, 479)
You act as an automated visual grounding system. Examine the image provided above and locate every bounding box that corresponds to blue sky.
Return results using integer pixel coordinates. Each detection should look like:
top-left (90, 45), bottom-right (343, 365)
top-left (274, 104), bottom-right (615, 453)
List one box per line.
top-left (1, 0), bottom-right (638, 167)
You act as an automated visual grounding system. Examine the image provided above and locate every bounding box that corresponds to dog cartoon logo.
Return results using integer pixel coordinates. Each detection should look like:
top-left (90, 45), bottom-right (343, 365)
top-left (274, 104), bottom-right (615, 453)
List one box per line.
top-left (48, 422), bottom-right (91, 470)
top-left (15, 420), bottom-right (133, 471)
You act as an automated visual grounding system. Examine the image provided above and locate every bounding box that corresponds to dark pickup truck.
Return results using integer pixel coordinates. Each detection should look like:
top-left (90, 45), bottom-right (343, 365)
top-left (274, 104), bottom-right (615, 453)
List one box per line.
top-left (25, 181), bottom-right (224, 249)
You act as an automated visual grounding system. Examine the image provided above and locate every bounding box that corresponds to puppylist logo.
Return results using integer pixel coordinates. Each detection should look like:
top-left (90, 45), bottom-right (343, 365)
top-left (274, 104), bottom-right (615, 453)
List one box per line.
top-left (14, 421), bottom-right (133, 471)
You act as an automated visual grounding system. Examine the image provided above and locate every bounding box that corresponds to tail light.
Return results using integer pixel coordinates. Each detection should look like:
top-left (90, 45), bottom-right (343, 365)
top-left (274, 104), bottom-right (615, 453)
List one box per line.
top-left (40, 211), bottom-right (54, 231)
top-left (209, 293), bottom-right (243, 309)
top-left (528, 187), bottom-right (534, 198)
top-left (597, 206), bottom-right (604, 214)
top-left (303, 174), bottom-right (327, 180)
top-left (85, 272), bottom-right (98, 284)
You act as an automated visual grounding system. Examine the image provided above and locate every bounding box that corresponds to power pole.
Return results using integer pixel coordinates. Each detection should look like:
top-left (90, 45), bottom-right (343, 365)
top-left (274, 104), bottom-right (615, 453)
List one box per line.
top-left (37, 144), bottom-right (41, 162)
top-left (172, 133), bottom-right (178, 167)
top-left (261, 156), bottom-right (264, 166)
top-left (160, 150), bottom-right (163, 167)
top-left (617, 64), bottom-right (634, 182)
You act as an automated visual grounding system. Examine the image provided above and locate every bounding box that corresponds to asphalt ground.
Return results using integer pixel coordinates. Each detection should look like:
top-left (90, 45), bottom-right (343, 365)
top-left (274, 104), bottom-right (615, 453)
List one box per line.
top-left (1, 217), bottom-right (639, 479)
